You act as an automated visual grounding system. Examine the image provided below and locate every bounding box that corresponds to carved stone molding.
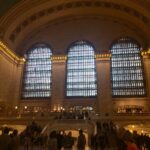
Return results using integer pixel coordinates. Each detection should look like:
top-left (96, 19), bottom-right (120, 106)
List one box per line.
top-left (1, 1), bottom-right (149, 43)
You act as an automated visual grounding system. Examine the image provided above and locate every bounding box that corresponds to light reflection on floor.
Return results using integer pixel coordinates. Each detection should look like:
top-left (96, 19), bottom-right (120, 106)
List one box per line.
top-left (124, 124), bottom-right (150, 136)
top-left (0, 124), bottom-right (26, 134)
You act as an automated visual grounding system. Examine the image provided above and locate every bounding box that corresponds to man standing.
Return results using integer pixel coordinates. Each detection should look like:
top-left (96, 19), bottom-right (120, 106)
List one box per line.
top-left (77, 129), bottom-right (86, 150)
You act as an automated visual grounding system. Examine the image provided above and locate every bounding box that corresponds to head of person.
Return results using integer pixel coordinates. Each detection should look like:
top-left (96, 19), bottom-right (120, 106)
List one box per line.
top-left (79, 129), bottom-right (83, 135)
top-left (68, 131), bottom-right (72, 137)
top-left (122, 131), bottom-right (134, 145)
top-left (13, 129), bottom-right (18, 136)
top-left (49, 130), bottom-right (57, 139)
top-left (3, 127), bottom-right (9, 135)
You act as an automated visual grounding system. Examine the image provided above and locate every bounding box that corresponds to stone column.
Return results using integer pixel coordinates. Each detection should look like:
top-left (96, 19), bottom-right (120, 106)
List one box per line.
top-left (96, 57), bottom-right (112, 115)
top-left (13, 62), bottom-right (24, 106)
top-left (143, 55), bottom-right (150, 111)
top-left (51, 61), bottom-right (66, 110)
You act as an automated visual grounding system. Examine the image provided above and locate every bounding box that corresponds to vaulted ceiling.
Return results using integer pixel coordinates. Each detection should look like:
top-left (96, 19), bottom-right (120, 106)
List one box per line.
top-left (0, 0), bottom-right (21, 17)
top-left (0, 0), bottom-right (150, 56)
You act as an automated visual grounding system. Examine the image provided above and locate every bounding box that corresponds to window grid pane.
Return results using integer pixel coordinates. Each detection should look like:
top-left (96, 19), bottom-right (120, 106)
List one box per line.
top-left (111, 38), bottom-right (146, 97)
top-left (22, 45), bottom-right (52, 98)
top-left (66, 41), bottom-right (97, 97)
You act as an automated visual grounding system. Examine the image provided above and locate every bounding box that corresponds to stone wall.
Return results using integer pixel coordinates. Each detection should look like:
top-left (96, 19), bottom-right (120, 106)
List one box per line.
top-left (0, 53), bottom-right (23, 108)
top-left (0, 51), bottom-right (150, 113)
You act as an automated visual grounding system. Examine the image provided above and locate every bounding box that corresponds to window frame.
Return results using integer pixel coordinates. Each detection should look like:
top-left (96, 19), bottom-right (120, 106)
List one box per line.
top-left (21, 43), bottom-right (53, 99)
top-left (65, 40), bottom-right (97, 98)
top-left (110, 37), bottom-right (146, 98)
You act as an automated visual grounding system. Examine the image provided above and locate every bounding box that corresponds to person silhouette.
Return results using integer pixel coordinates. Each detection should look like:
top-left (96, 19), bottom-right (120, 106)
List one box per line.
top-left (77, 129), bottom-right (86, 150)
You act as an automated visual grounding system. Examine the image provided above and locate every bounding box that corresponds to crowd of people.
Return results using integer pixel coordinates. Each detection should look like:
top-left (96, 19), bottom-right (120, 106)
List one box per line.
top-left (48, 129), bottom-right (86, 150)
top-left (90, 121), bottom-right (150, 150)
top-left (0, 120), bottom-right (150, 150)
top-left (56, 111), bottom-right (90, 120)
top-left (0, 127), bottom-right (19, 150)
top-left (0, 121), bottom-right (86, 150)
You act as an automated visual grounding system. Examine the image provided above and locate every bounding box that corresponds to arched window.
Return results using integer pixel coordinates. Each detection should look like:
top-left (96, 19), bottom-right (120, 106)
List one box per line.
top-left (66, 41), bottom-right (97, 97)
top-left (22, 44), bottom-right (52, 98)
top-left (111, 37), bottom-right (146, 97)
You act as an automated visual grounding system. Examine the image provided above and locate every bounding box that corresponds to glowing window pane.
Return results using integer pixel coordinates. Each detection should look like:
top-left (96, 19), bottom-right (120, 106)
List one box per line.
top-left (111, 38), bottom-right (146, 97)
top-left (66, 41), bottom-right (97, 97)
top-left (22, 44), bottom-right (52, 98)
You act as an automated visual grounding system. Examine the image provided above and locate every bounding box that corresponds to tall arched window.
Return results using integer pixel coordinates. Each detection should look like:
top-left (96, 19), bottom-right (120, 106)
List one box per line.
top-left (66, 41), bottom-right (97, 97)
top-left (111, 37), bottom-right (146, 97)
top-left (22, 44), bottom-right (52, 98)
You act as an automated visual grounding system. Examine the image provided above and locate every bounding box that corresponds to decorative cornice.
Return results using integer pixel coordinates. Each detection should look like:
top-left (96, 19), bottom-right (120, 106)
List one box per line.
top-left (0, 41), bottom-right (149, 64)
top-left (3, 0), bottom-right (150, 43)
top-left (0, 41), bottom-right (25, 64)
top-left (141, 49), bottom-right (150, 56)
top-left (50, 51), bottom-right (150, 62)
top-left (51, 55), bottom-right (67, 63)
top-left (132, 0), bottom-right (150, 12)
top-left (96, 54), bottom-right (111, 60)
top-left (51, 54), bottom-right (111, 62)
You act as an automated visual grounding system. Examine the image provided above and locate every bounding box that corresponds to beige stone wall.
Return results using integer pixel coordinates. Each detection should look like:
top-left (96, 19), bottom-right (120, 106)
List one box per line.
top-left (96, 58), bottom-right (112, 115)
top-left (0, 53), bottom-right (23, 108)
top-left (51, 60), bottom-right (96, 110)
top-left (17, 18), bottom-right (147, 56)
top-left (1, 51), bottom-right (150, 113)
top-left (51, 62), bottom-right (66, 109)
top-left (113, 56), bottom-right (150, 112)
top-left (50, 55), bottom-right (150, 113)
top-left (13, 63), bottom-right (24, 106)
top-left (0, 0), bottom-right (150, 114)
top-left (143, 56), bottom-right (150, 110)
top-left (1, 18), bottom-right (150, 113)
top-left (144, 56), bottom-right (150, 98)
top-left (1, 0), bottom-right (150, 52)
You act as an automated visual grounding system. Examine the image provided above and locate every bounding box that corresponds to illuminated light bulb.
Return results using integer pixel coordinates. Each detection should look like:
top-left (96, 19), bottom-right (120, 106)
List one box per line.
top-left (141, 130), bottom-right (144, 133)
top-left (22, 58), bottom-right (26, 62)
top-left (130, 130), bottom-right (133, 133)
top-left (58, 107), bottom-right (60, 111)
top-left (15, 106), bottom-right (18, 109)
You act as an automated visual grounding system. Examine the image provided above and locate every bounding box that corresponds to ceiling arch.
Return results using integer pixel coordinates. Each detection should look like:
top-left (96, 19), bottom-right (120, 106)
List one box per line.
top-left (0, 0), bottom-right (150, 55)
top-left (0, 0), bottom-right (22, 17)
top-left (15, 16), bottom-right (147, 56)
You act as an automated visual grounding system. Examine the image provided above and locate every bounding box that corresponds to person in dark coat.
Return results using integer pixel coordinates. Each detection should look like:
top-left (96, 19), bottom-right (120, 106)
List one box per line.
top-left (63, 131), bottom-right (74, 150)
top-left (77, 129), bottom-right (86, 150)
top-left (0, 127), bottom-right (11, 150)
top-left (48, 130), bottom-right (58, 150)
